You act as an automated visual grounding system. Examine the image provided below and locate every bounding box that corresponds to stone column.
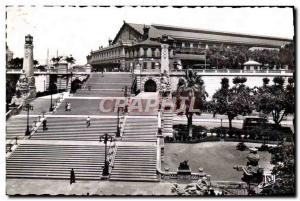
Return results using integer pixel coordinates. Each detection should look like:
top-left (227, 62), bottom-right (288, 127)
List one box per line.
top-left (161, 44), bottom-right (170, 73)
top-left (23, 35), bottom-right (34, 77)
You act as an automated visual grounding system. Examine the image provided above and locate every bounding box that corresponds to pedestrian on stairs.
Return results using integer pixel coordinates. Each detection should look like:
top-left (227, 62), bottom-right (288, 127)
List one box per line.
top-left (86, 116), bottom-right (90, 128)
top-left (67, 102), bottom-right (72, 111)
top-left (42, 119), bottom-right (48, 131)
top-left (70, 168), bottom-right (76, 184)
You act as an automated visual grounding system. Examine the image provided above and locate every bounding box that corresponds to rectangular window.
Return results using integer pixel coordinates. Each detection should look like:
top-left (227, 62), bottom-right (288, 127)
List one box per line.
top-left (186, 42), bottom-right (190, 48)
top-left (152, 62), bottom-right (155, 69)
top-left (143, 62), bottom-right (147, 69)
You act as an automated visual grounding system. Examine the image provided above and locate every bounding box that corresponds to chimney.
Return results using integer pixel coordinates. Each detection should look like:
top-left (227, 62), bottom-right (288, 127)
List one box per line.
top-left (108, 39), bottom-right (112, 46)
top-left (143, 25), bottom-right (150, 40)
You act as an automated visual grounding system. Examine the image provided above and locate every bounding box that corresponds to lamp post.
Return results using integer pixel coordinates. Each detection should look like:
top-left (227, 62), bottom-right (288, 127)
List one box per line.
top-left (70, 72), bottom-right (73, 92)
top-left (49, 86), bottom-right (53, 112)
top-left (23, 103), bottom-right (33, 136)
top-left (124, 85), bottom-right (128, 97)
top-left (99, 133), bottom-right (114, 176)
top-left (116, 107), bottom-right (122, 137)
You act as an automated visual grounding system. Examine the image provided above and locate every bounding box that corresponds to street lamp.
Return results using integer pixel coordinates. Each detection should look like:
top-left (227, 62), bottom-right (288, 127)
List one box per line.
top-left (116, 107), bottom-right (122, 137)
top-left (70, 72), bottom-right (73, 92)
top-left (49, 86), bottom-right (53, 112)
top-left (23, 103), bottom-right (33, 136)
top-left (99, 133), bottom-right (114, 176)
top-left (124, 85), bottom-right (128, 97)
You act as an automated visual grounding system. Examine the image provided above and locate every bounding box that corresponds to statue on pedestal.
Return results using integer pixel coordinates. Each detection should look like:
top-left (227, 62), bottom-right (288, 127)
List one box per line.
top-left (159, 70), bottom-right (171, 97)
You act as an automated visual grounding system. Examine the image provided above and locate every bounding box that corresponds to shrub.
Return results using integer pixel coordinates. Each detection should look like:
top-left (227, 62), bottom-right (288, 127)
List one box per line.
top-left (210, 127), bottom-right (243, 137)
top-left (173, 124), bottom-right (208, 140)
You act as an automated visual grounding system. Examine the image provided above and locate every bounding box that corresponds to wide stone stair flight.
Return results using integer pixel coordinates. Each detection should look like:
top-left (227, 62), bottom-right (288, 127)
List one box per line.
top-left (122, 117), bottom-right (158, 142)
top-left (31, 117), bottom-right (118, 141)
top-left (110, 146), bottom-right (158, 182)
top-left (75, 73), bottom-right (132, 97)
top-left (6, 144), bottom-right (105, 180)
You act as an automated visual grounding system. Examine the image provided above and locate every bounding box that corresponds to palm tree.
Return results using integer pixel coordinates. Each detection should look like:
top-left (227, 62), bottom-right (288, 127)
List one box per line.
top-left (173, 69), bottom-right (207, 138)
top-left (64, 55), bottom-right (76, 69)
top-left (51, 56), bottom-right (63, 66)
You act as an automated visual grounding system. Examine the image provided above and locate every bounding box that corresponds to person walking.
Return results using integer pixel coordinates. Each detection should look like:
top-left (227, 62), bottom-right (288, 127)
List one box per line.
top-left (70, 168), bottom-right (76, 184)
top-left (65, 102), bottom-right (68, 111)
top-left (67, 102), bottom-right (72, 111)
top-left (86, 116), bottom-right (90, 128)
top-left (42, 119), bottom-right (48, 131)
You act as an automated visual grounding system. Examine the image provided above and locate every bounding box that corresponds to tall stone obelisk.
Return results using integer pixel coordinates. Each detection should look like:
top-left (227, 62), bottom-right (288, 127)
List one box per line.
top-left (160, 35), bottom-right (170, 74)
top-left (159, 35), bottom-right (171, 97)
top-left (15, 34), bottom-right (36, 102)
top-left (23, 34), bottom-right (34, 77)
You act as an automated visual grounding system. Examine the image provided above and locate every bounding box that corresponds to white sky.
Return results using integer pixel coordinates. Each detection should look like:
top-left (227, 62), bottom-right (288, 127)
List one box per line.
top-left (6, 6), bottom-right (294, 65)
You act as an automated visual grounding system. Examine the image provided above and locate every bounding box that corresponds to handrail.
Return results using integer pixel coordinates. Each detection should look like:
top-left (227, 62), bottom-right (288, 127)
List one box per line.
top-left (108, 142), bottom-right (118, 176)
top-left (6, 104), bottom-right (23, 120)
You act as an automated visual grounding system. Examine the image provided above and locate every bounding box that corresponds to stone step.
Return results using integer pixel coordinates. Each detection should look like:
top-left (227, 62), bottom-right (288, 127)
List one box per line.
top-left (36, 128), bottom-right (117, 133)
top-left (109, 177), bottom-right (158, 182)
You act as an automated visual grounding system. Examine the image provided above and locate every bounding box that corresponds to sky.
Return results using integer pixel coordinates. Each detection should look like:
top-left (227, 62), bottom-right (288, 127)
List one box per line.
top-left (6, 6), bottom-right (294, 65)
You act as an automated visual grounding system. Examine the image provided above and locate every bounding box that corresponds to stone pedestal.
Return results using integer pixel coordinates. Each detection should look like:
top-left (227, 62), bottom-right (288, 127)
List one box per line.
top-left (177, 169), bottom-right (192, 183)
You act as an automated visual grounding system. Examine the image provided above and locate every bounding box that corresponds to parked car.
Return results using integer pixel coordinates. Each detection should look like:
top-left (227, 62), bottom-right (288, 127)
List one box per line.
top-left (242, 117), bottom-right (268, 130)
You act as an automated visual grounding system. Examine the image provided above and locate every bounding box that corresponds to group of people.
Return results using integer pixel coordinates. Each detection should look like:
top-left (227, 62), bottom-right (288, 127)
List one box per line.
top-left (65, 102), bottom-right (72, 111)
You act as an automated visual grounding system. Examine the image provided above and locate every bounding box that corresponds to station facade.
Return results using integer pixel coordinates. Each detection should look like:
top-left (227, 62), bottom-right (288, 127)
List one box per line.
top-left (87, 21), bottom-right (292, 72)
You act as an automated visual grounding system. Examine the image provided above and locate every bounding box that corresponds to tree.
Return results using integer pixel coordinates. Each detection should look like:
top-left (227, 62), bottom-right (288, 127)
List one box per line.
top-left (33, 60), bottom-right (39, 67)
top-left (7, 57), bottom-right (23, 69)
top-left (255, 76), bottom-right (293, 126)
top-left (279, 43), bottom-right (294, 70)
top-left (51, 56), bottom-right (63, 65)
top-left (64, 55), bottom-right (76, 69)
top-left (212, 77), bottom-right (254, 132)
top-left (173, 70), bottom-right (207, 138)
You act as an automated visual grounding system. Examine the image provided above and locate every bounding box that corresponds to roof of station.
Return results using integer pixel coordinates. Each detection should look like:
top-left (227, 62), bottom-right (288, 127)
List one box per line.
top-left (123, 22), bottom-right (292, 48)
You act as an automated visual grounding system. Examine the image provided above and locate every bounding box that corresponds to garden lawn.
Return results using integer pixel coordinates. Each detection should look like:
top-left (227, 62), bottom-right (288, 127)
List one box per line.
top-left (162, 142), bottom-right (273, 182)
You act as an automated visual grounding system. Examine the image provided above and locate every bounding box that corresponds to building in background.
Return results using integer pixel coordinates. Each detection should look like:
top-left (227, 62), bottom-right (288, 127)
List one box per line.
top-left (87, 21), bottom-right (292, 72)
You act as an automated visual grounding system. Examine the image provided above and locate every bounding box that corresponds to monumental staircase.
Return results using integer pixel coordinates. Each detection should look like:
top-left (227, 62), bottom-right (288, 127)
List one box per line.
top-left (6, 144), bottom-right (105, 180)
top-left (31, 117), bottom-right (118, 141)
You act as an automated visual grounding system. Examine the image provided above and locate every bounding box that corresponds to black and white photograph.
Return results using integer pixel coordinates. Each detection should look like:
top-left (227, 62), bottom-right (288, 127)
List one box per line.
top-left (4, 4), bottom-right (295, 196)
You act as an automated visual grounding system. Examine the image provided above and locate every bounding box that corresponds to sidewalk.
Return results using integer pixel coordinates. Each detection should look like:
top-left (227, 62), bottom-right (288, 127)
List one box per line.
top-left (6, 179), bottom-right (175, 196)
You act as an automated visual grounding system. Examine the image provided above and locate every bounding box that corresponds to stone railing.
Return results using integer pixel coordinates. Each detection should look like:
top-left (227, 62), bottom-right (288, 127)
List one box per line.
top-left (185, 69), bottom-right (293, 74)
top-left (108, 142), bottom-right (118, 176)
top-left (6, 104), bottom-right (23, 120)
top-left (157, 167), bottom-right (209, 182)
top-left (6, 68), bottom-right (91, 75)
